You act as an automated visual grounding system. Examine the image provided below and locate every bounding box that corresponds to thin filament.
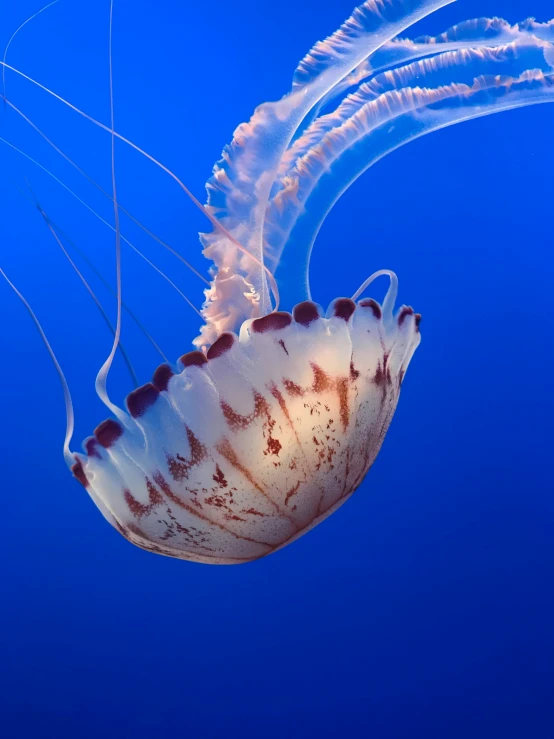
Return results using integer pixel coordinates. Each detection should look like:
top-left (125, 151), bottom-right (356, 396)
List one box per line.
top-left (12, 169), bottom-right (169, 363)
top-left (1, 97), bottom-right (210, 286)
top-left (1, 135), bottom-right (202, 321)
top-left (38, 203), bottom-right (140, 388)
top-left (0, 266), bottom-right (75, 467)
top-left (95, 0), bottom-right (124, 420)
top-left (2, 0), bottom-right (59, 109)
top-left (0, 60), bottom-right (280, 309)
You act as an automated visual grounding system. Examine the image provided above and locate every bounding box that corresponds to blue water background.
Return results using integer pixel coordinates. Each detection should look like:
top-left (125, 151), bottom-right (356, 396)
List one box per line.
top-left (1, 0), bottom-right (553, 736)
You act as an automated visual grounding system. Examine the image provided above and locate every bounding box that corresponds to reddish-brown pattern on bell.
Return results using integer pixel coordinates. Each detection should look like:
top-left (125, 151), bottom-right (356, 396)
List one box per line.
top-left (76, 296), bottom-right (421, 563)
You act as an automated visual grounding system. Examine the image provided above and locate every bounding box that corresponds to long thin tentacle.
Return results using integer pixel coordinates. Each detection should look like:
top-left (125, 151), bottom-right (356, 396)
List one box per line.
top-left (11, 166), bottom-right (170, 363)
top-left (2, 0), bottom-right (59, 109)
top-left (0, 62), bottom-right (280, 309)
top-left (2, 97), bottom-right (209, 285)
top-left (40, 206), bottom-right (140, 388)
top-left (0, 266), bottom-right (75, 467)
top-left (0, 136), bottom-right (204, 320)
top-left (95, 0), bottom-right (125, 420)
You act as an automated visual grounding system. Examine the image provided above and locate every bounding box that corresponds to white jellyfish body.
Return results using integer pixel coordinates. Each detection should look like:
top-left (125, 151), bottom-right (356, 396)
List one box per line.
top-left (74, 295), bottom-right (420, 562)
top-left (8, 0), bottom-right (552, 562)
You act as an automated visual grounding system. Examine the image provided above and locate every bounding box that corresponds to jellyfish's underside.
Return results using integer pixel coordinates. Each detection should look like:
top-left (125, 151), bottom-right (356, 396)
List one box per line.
top-left (9, 0), bottom-right (552, 562)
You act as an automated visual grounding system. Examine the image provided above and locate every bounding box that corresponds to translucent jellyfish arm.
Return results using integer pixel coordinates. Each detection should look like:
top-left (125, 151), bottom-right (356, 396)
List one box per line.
top-left (195, 0), bottom-right (456, 349)
top-left (264, 38), bottom-right (554, 308)
top-left (276, 28), bottom-right (554, 190)
top-left (311, 16), bottom-right (554, 114)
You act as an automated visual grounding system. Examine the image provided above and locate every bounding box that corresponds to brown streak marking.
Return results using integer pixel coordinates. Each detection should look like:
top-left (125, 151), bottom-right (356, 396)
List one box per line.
top-left (221, 391), bottom-right (268, 431)
top-left (269, 382), bottom-right (328, 506)
top-left (350, 361), bottom-right (360, 381)
top-left (285, 481), bottom-right (301, 507)
top-left (168, 426), bottom-right (207, 482)
top-left (153, 471), bottom-right (275, 547)
top-left (205, 494), bottom-right (227, 509)
top-left (213, 464), bottom-right (228, 488)
top-left (373, 362), bottom-right (385, 387)
top-left (124, 479), bottom-right (163, 519)
top-left (342, 402), bottom-right (394, 499)
top-left (269, 383), bottom-right (304, 450)
top-left (310, 363), bottom-right (331, 393)
top-left (116, 520), bottom-right (215, 557)
top-left (159, 506), bottom-right (217, 549)
top-left (216, 438), bottom-right (298, 527)
top-left (337, 377), bottom-right (349, 432)
top-left (222, 390), bottom-right (283, 460)
top-left (283, 378), bottom-right (304, 397)
top-left (342, 446), bottom-right (352, 497)
top-left (279, 339), bottom-right (289, 355)
top-left (241, 508), bottom-right (267, 517)
top-left (120, 522), bottom-right (248, 560)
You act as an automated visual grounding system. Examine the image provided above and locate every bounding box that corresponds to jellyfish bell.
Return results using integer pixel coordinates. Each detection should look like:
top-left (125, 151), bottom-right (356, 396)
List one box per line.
top-left (73, 279), bottom-right (421, 564)
top-left (3, 0), bottom-right (554, 563)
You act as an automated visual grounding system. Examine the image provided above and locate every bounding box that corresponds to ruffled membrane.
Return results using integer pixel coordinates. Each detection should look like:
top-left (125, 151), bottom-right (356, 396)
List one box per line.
top-left (195, 2), bottom-right (554, 347)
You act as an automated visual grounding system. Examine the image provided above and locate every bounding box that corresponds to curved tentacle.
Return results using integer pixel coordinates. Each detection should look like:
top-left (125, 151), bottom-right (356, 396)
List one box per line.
top-left (196, 0), bottom-right (455, 348)
top-left (278, 17), bottom-right (554, 180)
top-left (264, 40), bottom-right (554, 306)
top-left (311, 17), bottom-right (554, 116)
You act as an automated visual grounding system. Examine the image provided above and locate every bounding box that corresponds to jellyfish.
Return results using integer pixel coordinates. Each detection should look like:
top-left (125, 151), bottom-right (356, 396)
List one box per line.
top-left (2, 0), bottom-right (553, 563)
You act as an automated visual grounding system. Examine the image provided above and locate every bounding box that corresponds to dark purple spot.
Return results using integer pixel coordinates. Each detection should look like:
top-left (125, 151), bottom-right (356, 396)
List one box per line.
top-left (126, 383), bottom-right (159, 418)
top-left (359, 298), bottom-right (382, 319)
top-left (152, 364), bottom-right (174, 392)
top-left (293, 301), bottom-right (320, 326)
top-left (85, 437), bottom-right (102, 459)
top-left (94, 418), bottom-right (123, 448)
top-left (398, 306), bottom-right (414, 326)
top-left (252, 312), bottom-right (292, 333)
top-left (415, 313), bottom-right (422, 331)
top-left (332, 298), bottom-right (356, 321)
top-left (213, 465), bottom-right (228, 488)
top-left (180, 350), bottom-right (208, 368)
top-left (207, 332), bottom-right (235, 360)
top-left (71, 459), bottom-right (88, 487)
top-left (373, 364), bottom-right (385, 387)
top-left (350, 361), bottom-right (360, 381)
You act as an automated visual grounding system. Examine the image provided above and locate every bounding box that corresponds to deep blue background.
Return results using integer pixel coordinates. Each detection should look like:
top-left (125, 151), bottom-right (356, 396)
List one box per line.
top-left (1, 1), bottom-right (553, 737)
